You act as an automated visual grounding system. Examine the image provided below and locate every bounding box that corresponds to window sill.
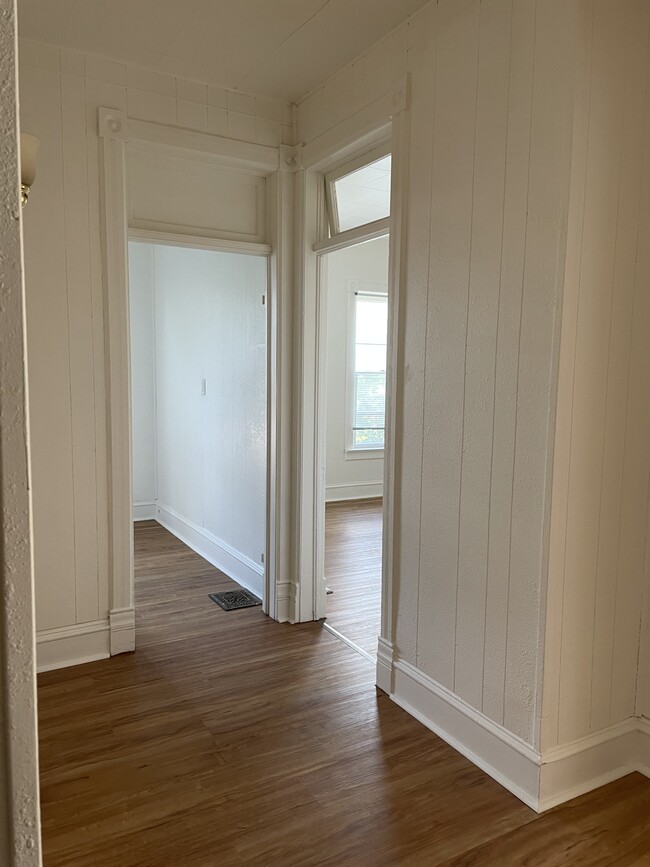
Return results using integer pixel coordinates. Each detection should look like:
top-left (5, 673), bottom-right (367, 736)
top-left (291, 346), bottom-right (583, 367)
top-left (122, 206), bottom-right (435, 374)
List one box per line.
top-left (345, 448), bottom-right (384, 461)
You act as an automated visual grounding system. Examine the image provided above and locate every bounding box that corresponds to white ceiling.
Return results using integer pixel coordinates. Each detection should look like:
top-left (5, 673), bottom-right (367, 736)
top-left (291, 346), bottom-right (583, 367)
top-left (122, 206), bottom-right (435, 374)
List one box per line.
top-left (17, 0), bottom-right (429, 103)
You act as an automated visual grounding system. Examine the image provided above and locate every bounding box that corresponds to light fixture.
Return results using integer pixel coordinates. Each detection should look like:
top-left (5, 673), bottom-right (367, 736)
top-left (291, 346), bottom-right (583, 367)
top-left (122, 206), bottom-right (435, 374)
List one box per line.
top-left (20, 133), bottom-right (39, 206)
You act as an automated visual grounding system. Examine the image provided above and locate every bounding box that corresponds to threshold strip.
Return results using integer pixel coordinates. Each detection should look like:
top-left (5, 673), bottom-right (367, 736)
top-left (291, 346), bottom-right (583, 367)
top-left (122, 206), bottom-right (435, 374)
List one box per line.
top-left (321, 621), bottom-right (376, 666)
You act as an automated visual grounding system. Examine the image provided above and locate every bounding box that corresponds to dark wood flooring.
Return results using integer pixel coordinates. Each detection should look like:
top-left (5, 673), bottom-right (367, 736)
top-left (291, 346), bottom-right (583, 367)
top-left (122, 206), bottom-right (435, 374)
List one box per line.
top-left (36, 521), bottom-right (650, 865)
top-left (324, 498), bottom-right (382, 657)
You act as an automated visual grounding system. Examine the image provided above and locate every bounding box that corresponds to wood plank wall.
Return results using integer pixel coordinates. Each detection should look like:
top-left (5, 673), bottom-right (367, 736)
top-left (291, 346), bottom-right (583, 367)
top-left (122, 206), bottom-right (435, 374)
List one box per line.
top-left (543, 0), bottom-right (650, 749)
top-left (297, 0), bottom-right (650, 749)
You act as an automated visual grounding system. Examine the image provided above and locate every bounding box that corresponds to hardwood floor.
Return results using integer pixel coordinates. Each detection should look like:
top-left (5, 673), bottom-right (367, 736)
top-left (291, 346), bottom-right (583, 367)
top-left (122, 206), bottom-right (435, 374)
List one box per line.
top-left (37, 521), bottom-right (650, 865)
top-left (324, 498), bottom-right (382, 657)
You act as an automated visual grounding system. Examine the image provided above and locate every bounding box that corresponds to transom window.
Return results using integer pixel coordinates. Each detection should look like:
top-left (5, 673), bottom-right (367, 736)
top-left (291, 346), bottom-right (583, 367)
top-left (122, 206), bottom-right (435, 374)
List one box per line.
top-left (326, 147), bottom-right (392, 236)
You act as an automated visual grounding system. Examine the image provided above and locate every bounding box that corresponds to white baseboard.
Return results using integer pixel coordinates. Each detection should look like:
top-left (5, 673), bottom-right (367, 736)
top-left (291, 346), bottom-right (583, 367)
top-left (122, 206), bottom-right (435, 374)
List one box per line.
top-left (133, 500), bottom-right (157, 521)
top-left (156, 503), bottom-right (264, 598)
top-left (325, 482), bottom-right (383, 502)
top-left (391, 658), bottom-right (541, 810)
top-left (538, 718), bottom-right (647, 811)
top-left (387, 656), bottom-right (650, 813)
top-left (37, 620), bottom-right (110, 672)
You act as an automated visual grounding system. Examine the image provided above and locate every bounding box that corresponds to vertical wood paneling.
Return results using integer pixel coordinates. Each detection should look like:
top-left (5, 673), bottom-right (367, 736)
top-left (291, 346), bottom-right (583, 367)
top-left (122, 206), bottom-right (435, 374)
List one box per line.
top-left (543, 0), bottom-right (650, 749)
top-left (417, 1), bottom-right (480, 689)
top-left (454, 0), bottom-right (512, 709)
top-left (540, 1), bottom-right (594, 751)
top-left (61, 70), bottom-right (100, 622)
top-left (557, 0), bottom-right (629, 745)
top-left (393, 4), bottom-right (437, 662)
top-left (505, 0), bottom-right (576, 741)
top-left (20, 62), bottom-right (77, 632)
top-left (483, 0), bottom-right (536, 726)
top-left (298, 0), bottom-right (578, 746)
top-left (590, 0), bottom-right (647, 733)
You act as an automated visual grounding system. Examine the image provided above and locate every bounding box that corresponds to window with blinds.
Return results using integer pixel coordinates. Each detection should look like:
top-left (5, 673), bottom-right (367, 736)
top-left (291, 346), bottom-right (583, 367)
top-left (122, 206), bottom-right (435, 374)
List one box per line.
top-left (352, 293), bottom-right (388, 449)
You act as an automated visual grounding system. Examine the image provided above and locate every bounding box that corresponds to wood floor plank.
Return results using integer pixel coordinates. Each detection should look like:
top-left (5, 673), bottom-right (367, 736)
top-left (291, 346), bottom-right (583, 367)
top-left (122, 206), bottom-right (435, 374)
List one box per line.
top-left (36, 521), bottom-right (650, 865)
top-left (325, 498), bottom-right (382, 656)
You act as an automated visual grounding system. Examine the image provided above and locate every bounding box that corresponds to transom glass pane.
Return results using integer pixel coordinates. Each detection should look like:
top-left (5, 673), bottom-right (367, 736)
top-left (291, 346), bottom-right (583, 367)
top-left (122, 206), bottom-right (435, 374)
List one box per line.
top-left (333, 155), bottom-right (391, 233)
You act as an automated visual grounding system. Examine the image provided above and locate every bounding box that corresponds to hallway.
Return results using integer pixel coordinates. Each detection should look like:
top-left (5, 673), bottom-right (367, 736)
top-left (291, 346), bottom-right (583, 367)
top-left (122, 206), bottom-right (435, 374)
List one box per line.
top-left (36, 523), bottom-right (650, 865)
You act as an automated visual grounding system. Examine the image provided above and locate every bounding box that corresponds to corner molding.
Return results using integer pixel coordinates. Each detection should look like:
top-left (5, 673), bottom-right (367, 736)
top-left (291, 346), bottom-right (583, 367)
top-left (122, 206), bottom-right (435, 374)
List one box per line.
top-left (109, 607), bottom-right (136, 655)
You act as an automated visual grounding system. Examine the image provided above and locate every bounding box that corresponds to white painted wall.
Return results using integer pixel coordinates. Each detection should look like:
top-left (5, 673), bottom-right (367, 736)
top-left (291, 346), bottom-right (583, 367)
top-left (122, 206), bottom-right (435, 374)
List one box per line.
top-left (18, 38), bottom-right (291, 635)
top-left (0, 3), bottom-right (41, 860)
top-left (324, 237), bottom-right (388, 502)
top-left (542, 0), bottom-right (650, 750)
top-left (129, 242), bottom-right (267, 597)
top-left (129, 243), bottom-right (156, 519)
top-left (299, 0), bottom-right (577, 747)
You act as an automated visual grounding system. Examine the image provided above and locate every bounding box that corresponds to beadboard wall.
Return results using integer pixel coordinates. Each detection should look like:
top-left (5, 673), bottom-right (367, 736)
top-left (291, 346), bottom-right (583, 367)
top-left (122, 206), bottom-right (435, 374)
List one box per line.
top-left (542, 0), bottom-right (650, 751)
top-left (298, 0), bottom-right (577, 747)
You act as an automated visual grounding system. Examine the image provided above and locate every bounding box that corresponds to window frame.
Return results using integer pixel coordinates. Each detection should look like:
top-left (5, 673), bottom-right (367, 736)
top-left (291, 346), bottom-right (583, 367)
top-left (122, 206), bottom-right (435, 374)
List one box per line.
top-left (324, 143), bottom-right (392, 238)
top-left (345, 280), bottom-right (388, 458)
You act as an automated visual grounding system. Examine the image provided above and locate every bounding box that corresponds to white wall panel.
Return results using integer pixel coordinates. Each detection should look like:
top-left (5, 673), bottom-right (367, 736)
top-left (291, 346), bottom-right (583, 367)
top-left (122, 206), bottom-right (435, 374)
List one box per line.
top-left (19, 39), bottom-right (290, 634)
top-left (152, 244), bottom-right (267, 588)
top-left (542, 0), bottom-right (650, 750)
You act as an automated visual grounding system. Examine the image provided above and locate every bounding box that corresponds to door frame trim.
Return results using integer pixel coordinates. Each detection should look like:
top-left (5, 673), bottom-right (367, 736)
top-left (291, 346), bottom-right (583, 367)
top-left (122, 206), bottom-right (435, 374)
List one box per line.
top-left (292, 77), bottom-right (410, 692)
top-left (98, 109), bottom-right (295, 651)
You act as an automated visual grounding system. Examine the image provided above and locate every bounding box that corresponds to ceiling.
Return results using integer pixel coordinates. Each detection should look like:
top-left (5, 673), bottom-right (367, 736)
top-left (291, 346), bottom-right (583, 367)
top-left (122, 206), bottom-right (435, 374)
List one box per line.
top-left (17, 0), bottom-right (429, 103)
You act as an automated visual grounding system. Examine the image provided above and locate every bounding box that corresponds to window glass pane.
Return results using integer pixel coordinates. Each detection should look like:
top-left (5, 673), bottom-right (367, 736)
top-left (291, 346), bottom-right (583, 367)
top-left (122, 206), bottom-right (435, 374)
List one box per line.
top-left (355, 297), bottom-right (388, 345)
top-left (333, 155), bottom-right (391, 233)
top-left (353, 295), bottom-right (387, 449)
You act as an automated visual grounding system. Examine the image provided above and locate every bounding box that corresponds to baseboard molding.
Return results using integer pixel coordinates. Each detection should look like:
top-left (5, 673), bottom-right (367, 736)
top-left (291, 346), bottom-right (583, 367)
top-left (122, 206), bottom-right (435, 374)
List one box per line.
top-left (388, 656), bottom-right (650, 813)
top-left (391, 658), bottom-right (541, 810)
top-left (37, 620), bottom-right (110, 672)
top-left (156, 503), bottom-right (264, 598)
top-left (325, 481), bottom-right (383, 502)
top-left (538, 718), bottom-right (646, 811)
top-left (133, 500), bottom-right (157, 521)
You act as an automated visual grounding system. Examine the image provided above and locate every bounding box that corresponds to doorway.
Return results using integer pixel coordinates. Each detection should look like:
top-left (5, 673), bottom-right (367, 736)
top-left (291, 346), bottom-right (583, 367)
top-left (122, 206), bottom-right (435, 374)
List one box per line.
top-left (128, 238), bottom-right (269, 615)
top-left (320, 237), bottom-right (389, 659)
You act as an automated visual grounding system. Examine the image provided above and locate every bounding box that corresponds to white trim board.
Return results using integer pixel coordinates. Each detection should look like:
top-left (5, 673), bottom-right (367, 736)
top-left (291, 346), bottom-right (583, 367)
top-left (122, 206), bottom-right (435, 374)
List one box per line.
top-left (156, 503), bottom-right (264, 599)
top-left (37, 620), bottom-right (110, 672)
top-left (391, 659), bottom-right (541, 810)
top-left (325, 482), bottom-right (383, 502)
top-left (133, 500), bottom-right (157, 521)
top-left (388, 657), bottom-right (650, 813)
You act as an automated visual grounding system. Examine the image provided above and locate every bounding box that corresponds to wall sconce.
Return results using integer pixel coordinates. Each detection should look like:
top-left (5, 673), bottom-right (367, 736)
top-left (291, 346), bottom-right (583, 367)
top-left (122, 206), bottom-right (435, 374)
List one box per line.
top-left (20, 133), bottom-right (39, 206)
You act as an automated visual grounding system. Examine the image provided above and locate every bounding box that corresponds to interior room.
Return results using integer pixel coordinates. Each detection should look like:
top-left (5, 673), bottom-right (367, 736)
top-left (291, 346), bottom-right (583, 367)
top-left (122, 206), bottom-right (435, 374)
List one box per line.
top-left (322, 235), bottom-right (389, 658)
top-left (129, 240), bottom-right (268, 614)
top-left (3, 0), bottom-right (650, 864)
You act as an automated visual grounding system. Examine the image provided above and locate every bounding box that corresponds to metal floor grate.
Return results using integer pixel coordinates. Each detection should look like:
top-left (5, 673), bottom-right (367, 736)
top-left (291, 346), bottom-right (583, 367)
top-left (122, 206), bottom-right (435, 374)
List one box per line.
top-left (209, 589), bottom-right (262, 611)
